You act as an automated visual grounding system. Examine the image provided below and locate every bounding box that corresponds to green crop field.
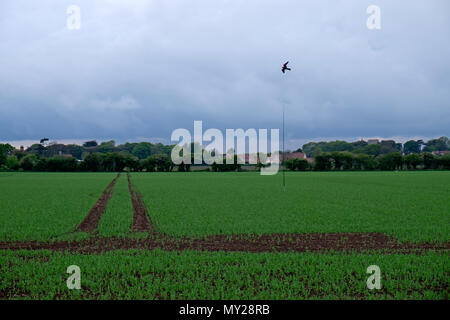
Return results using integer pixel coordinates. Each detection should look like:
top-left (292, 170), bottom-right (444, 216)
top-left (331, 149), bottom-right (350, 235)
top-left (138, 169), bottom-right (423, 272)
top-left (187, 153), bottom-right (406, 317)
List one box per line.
top-left (97, 174), bottom-right (134, 238)
top-left (0, 173), bottom-right (117, 241)
top-left (0, 171), bottom-right (449, 300)
top-left (132, 171), bottom-right (450, 243)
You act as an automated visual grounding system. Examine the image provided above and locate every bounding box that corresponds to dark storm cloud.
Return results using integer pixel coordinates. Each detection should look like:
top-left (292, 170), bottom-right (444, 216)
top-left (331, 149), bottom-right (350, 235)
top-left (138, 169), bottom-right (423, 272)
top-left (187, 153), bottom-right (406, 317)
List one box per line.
top-left (0, 0), bottom-right (449, 148)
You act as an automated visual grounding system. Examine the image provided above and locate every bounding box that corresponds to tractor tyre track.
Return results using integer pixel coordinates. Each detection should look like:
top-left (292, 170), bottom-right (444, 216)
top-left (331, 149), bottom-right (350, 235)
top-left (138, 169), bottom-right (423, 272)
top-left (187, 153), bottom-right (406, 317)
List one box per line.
top-left (127, 173), bottom-right (152, 233)
top-left (75, 174), bottom-right (120, 233)
top-left (0, 233), bottom-right (448, 254)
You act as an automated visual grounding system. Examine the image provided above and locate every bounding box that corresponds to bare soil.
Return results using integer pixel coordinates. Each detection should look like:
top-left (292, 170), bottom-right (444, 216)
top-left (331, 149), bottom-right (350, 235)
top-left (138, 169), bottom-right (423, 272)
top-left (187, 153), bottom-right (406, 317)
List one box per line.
top-left (0, 233), bottom-right (448, 254)
top-left (127, 173), bottom-right (152, 233)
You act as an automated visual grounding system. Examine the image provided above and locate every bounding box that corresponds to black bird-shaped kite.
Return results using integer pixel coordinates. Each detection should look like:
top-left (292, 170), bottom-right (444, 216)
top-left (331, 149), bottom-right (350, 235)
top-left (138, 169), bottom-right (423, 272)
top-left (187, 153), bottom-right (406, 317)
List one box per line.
top-left (282, 61), bottom-right (291, 73)
top-left (40, 138), bottom-right (49, 144)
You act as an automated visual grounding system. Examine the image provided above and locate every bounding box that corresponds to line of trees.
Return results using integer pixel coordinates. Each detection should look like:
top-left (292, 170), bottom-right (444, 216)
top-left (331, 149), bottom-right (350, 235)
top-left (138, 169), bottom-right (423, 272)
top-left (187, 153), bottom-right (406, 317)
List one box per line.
top-left (285, 158), bottom-right (309, 171)
top-left (302, 136), bottom-right (449, 157)
top-left (0, 141), bottom-right (248, 173)
top-left (211, 155), bottom-right (242, 172)
top-left (1, 136), bottom-right (450, 172)
top-left (24, 140), bottom-right (173, 160)
top-left (0, 140), bottom-right (177, 172)
top-left (0, 151), bottom-right (174, 173)
top-left (286, 151), bottom-right (450, 171)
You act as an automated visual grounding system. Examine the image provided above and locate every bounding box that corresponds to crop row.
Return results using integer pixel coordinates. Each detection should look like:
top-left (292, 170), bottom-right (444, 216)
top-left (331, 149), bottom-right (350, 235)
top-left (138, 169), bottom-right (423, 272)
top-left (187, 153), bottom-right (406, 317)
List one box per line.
top-left (0, 249), bottom-right (448, 300)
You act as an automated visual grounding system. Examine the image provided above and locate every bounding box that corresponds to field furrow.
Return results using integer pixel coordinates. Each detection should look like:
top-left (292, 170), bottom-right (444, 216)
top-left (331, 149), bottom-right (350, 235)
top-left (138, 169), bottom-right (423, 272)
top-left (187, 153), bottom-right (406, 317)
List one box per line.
top-left (76, 174), bottom-right (120, 233)
top-left (127, 173), bottom-right (152, 233)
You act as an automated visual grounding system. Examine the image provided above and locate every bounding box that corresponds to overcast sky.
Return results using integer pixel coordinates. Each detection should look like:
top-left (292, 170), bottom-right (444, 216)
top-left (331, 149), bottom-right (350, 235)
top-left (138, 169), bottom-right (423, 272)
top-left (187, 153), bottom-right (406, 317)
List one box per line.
top-left (1, 0), bottom-right (449, 149)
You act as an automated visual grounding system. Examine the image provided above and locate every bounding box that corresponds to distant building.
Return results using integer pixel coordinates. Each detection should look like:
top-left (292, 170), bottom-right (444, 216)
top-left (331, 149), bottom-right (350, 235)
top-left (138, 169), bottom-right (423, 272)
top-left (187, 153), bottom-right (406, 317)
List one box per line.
top-left (236, 153), bottom-right (258, 164)
top-left (367, 139), bottom-right (379, 145)
top-left (237, 152), bottom-right (313, 164)
top-left (380, 140), bottom-right (396, 148)
top-left (283, 152), bottom-right (314, 164)
top-left (432, 150), bottom-right (449, 156)
top-left (236, 152), bottom-right (313, 165)
top-left (58, 151), bottom-right (73, 158)
top-left (284, 152), bottom-right (307, 160)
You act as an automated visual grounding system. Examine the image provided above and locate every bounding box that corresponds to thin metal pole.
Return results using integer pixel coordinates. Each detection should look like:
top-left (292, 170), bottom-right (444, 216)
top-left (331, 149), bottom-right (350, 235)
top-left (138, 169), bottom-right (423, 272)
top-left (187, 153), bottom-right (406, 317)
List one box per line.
top-left (282, 102), bottom-right (285, 192)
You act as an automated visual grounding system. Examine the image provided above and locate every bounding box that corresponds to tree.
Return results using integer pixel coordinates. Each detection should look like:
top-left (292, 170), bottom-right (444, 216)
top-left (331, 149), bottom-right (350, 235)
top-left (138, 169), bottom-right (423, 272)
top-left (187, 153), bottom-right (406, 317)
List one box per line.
top-left (380, 144), bottom-right (398, 155)
top-left (352, 140), bottom-right (368, 148)
top-left (141, 153), bottom-right (174, 172)
top-left (140, 157), bottom-right (156, 172)
top-left (97, 140), bottom-right (116, 153)
top-left (6, 155), bottom-right (19, 170)
top-left (403, 140), bottom-right (422, 155)
top-left (46, 156), bottom-right (78, 172)
top-left (285, 159), bottom-right (295, 171)
top-left (329, 151), bottom-right (353, 170)
top-left (116, 142), bottom-right (138, 154)
top-left (302, 142), bottom-right (319, 157)
top-left (26, 143), bottom-right (46, 156)
top-left (178, 161), bottom-right (191, 172)
top-left (132, 142), bottom-right (153, 160)
top-left (0, 143), bottom-right (14, 166)
top-left (286, 158), bottom-right (309, 171)
top-left (152, 142), bottom-right (173, 156)
top-left (302, 141), bottom-right (354, 157)
top-left (83, 140), bottom-right (98, 148)
top-left (330, 151), bottom-right (343, 170)
top-left (102, 153), bottom-right (125, 172)
top-left (363, 144), bottom-right (382, 156)
top-left (82, 153), bottom-right (103, 172)
top-left (422, 152), bottom-right (436, 169)
top-left (340, 152), bottom-right (354, 170)
top-left (314, 153), bottom-right (332, 171)
top-left (34, 158), bottom-right (48, 171)
top-left (149, 154), bottom-right (174, 172)
top-left (403, 153), bottom-right (422, 169)
top-left (64, 144), bottom-right (84, 159)
top-left (423, 136), bottom-right (449, 152)
top-left (43, 143), bottom-right (66, 158)
top-left (437, 153), bottom-right (450, 170)
top-left (19, 154), bottom-right (39, 171)
top-left (353, 154), bottom-right (377, 171)
top-left (327, 141), bottom-right (354, 152)
top-left (211, 155), bottom-right (241, 172)
top-left (377, 152), bottom-right (402, 170)
top-left (122, 154), bottom-right (139, 171)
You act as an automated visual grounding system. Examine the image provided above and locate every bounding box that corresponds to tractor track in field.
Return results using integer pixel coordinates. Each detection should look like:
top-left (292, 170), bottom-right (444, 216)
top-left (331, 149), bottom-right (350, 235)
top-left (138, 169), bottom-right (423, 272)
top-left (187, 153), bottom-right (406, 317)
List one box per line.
top-left (0, 173), bottom-right (449, 254)
top-left (0, 233), bottom-right (448, 254)
top-left (127, 173), bottom-right (152, 233)
top-left (75, 173), bottom-right (120, 233)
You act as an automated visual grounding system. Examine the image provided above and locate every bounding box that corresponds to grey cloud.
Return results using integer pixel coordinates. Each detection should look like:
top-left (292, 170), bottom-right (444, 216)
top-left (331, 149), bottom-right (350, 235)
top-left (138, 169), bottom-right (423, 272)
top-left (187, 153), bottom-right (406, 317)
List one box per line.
top-left (0, 0), bottom-right (449, 148)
